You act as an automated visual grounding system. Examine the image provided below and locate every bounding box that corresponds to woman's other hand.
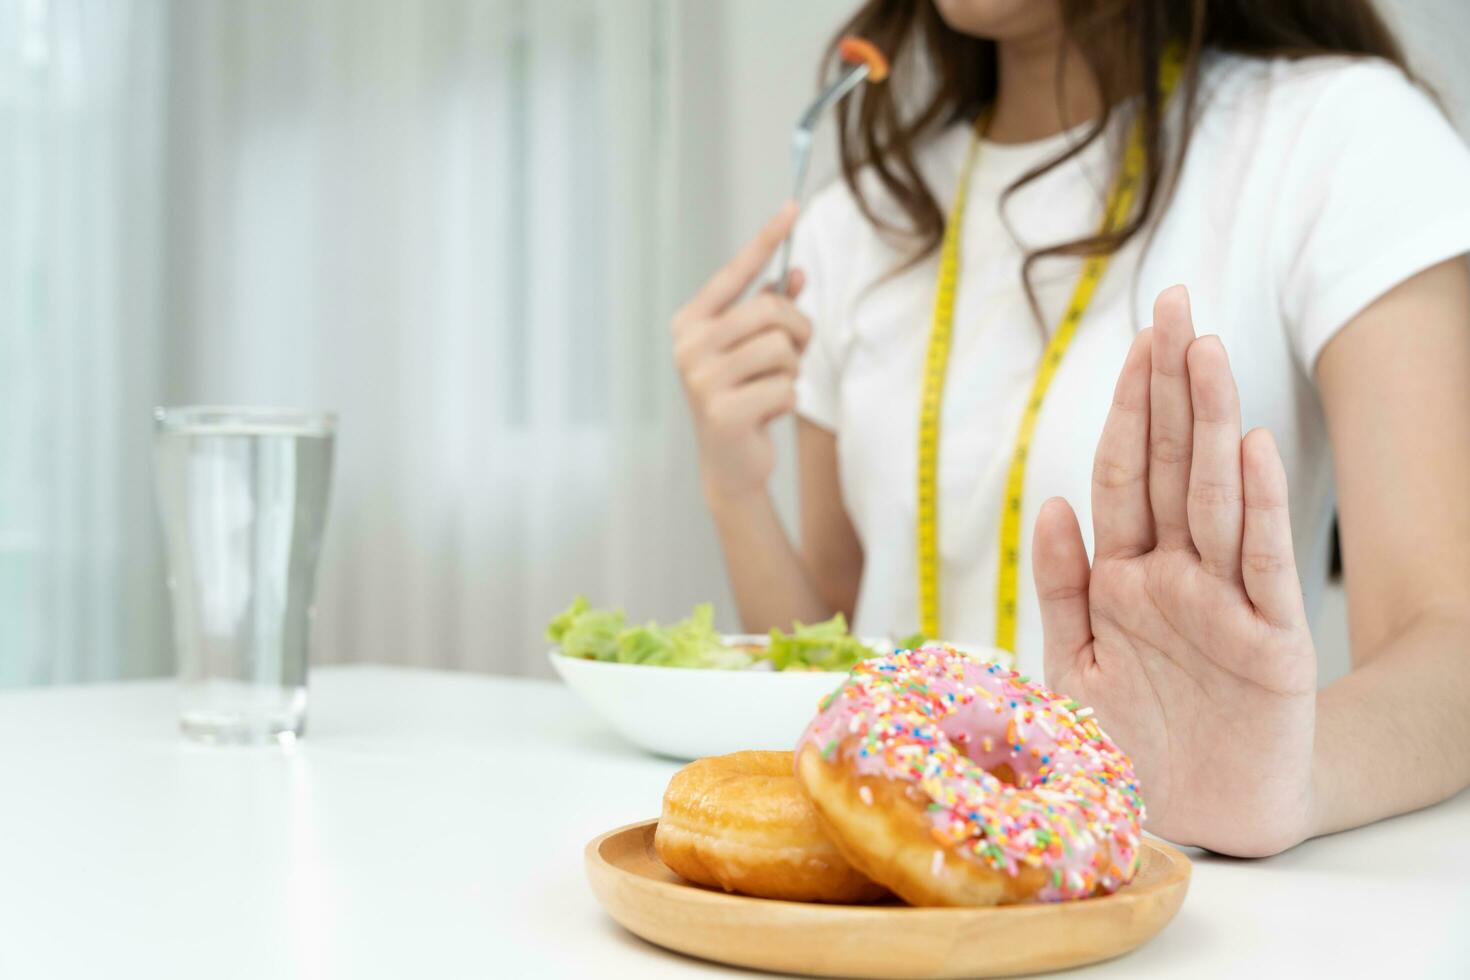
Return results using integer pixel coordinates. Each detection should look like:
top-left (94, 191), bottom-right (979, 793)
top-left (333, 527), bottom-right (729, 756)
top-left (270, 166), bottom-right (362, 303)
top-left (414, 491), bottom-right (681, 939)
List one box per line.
top-left (674, 202), bottom-right (811, 502)
top-left (1032, 285), bottom-right (1318, 857)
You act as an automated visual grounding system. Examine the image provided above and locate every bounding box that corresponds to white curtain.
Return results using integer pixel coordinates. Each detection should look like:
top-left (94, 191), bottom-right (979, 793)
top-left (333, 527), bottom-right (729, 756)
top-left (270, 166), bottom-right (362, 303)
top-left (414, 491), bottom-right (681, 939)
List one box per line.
top-left (2, 0), bottom-right (737, 682)
top-left (0, 0), bottom-right (169, 683)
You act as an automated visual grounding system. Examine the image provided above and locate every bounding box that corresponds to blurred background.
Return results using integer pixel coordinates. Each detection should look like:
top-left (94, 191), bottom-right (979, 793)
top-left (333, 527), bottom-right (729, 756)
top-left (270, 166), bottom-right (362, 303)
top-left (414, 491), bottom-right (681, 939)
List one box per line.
top-left (2, 0), bottom-right (1467, 686)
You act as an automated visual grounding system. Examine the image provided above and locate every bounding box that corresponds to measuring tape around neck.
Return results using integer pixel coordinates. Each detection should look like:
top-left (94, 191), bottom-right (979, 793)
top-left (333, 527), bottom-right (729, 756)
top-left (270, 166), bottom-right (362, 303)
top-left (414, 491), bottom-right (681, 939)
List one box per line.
top-left (916, 49), bottom-right (1183, 652)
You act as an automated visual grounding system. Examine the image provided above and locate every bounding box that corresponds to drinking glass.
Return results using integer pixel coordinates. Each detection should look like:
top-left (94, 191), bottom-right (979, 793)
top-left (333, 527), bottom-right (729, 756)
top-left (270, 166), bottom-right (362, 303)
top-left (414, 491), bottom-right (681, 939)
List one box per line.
top-left (153, 406), bottom-right (335, 744)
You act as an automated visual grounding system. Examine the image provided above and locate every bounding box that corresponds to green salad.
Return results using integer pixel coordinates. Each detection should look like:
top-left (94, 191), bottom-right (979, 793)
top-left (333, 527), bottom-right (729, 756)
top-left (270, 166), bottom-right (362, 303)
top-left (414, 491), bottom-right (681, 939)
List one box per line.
top-left (547, 596), bottom-right (916, 672)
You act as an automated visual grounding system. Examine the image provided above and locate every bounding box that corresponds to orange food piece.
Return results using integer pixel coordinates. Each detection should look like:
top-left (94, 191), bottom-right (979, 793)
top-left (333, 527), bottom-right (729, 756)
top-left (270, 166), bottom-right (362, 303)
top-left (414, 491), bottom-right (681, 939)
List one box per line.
top-left (838, 36), bottom-right (889, 83)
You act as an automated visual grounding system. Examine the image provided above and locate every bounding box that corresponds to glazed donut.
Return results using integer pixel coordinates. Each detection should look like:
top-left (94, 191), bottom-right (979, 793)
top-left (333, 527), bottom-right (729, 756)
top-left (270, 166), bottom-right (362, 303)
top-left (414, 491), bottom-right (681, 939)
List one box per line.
top-left (656, 750), bottom-right (887, 903)
top-left (795, 647), bottom-right (1144, 906)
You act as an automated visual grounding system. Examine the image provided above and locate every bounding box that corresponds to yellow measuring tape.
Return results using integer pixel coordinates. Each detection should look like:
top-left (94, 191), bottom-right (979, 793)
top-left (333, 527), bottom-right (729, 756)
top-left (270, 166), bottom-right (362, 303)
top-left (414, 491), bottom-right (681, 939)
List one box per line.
top-left (916, 49), bottom-right (1183, 651)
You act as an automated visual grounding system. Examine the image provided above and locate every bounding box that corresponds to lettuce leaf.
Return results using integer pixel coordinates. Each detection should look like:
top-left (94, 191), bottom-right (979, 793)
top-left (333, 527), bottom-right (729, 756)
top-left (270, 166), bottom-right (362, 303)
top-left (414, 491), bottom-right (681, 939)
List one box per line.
top-left (615, 623), bottom-right (675, 666)
top-left (549, 599), bottom-right (869, 671)
top-left (665, 603), bottom-right (720, 666)
top-left (766, 613), bottom-right (877, 672)
top-left (551, 599), bottom-right (746, 669)
top-left (667, 604), bottom-right (755, 669)
top-left (546, 596), bottom-right (625, 662)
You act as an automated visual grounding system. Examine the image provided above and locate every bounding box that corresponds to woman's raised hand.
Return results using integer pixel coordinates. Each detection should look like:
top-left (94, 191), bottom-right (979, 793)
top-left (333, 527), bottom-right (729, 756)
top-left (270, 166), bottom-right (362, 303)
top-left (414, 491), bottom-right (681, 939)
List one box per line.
top-left (1033, 286), bottom-right (1319, 856)
top-left (674, 202), bottom-right (813, 502)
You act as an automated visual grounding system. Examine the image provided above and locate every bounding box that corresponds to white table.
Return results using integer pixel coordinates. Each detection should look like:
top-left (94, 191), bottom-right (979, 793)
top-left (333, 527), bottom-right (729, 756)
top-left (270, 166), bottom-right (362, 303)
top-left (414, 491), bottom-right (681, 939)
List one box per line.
top-left (0, 666), bottom-right (1465, 979)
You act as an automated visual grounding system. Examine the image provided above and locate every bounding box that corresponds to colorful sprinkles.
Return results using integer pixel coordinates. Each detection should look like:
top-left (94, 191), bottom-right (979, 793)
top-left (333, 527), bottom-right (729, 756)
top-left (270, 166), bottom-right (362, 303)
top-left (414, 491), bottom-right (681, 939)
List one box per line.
top-left (798, 646), bottom-right (1145, 902)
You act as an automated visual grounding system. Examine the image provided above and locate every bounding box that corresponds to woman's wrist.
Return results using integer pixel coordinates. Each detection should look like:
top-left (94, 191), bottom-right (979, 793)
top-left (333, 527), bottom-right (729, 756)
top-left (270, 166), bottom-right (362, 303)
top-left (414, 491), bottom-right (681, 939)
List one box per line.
top-left (1303, 782), bottom-right (1327, 848)
top-left (701, 471), bottom-right (773, 521)
top-left (1306, 703), bottom-right (1332, 844)
top-left (699, 465), bottom-right (835, 632)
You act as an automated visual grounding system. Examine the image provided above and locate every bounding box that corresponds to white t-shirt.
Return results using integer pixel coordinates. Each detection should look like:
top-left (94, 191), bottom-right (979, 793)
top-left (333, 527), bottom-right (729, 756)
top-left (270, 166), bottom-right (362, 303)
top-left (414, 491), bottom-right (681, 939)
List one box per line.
top-left (791, 53), bottom-right (1470, 674)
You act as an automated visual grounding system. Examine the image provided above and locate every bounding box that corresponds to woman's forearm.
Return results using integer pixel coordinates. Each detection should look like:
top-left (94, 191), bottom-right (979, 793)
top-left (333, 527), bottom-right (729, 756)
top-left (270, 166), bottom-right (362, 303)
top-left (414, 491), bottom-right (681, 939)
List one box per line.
top-left (1310, 610), bottom-right (1470, 838)
top-left (706, 485), bottom-right (835, 633)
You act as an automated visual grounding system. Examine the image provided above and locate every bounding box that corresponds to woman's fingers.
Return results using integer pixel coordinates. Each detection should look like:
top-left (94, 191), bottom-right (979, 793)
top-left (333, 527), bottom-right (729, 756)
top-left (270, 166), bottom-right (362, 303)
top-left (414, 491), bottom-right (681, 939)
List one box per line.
top-left (1186, 336), bottom-right (1245, 583)
top-left (1091, 328), bottom-right (1155, 560)
top-left (688, 329), bottom-right (799, 399)
top-left (674, 291), bottom-right (810, 383)
top-left (709, 292), bottom-right (812, 355)
top-left (1241, 428), bottom-right (1306, 629)
top-left (1149, 286), bottom-right (1199, 553)
top-left (705, 373), bottom-right (798, 431)
top-left (1035, 497), bottom-right (1094, 685)
top-left (776, 267), bottom-right (806, 300)
top-left (681, 201), bottom-right (799, 319)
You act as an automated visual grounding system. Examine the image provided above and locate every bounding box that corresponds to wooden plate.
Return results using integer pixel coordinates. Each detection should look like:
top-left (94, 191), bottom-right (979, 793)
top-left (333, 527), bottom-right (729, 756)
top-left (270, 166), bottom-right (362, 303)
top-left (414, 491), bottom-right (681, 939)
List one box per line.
top-left (585, 819), bottom-right (1190, 978)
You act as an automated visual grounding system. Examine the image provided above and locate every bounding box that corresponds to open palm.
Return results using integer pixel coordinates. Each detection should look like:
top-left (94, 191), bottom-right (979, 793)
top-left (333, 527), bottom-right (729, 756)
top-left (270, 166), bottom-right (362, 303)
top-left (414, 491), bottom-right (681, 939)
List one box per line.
top-left (1034, 286), bottom-right (1317, 856)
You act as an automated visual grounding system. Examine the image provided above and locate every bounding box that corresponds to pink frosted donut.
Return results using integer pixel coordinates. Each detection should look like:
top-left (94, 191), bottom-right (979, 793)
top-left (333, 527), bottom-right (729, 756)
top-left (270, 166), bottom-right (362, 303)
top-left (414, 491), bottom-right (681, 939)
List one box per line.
top-left (794, 646), bottom-right (1145, 905)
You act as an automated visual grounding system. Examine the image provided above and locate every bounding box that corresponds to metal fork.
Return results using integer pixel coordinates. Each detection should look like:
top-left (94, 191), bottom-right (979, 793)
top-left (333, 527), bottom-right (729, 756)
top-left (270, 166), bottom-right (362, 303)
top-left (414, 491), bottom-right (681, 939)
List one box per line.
top-left (773, 61), bottom-right (874, 293)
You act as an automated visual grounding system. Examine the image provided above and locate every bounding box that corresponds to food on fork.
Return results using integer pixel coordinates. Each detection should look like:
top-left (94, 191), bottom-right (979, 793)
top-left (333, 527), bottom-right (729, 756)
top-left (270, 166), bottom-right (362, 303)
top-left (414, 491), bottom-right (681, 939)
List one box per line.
top-left (795, 647), bottom-right (1145, 906)
top-left (838, 35), bottom-right (890, 82)
top-left (655, 751), bottom-right (887, 904)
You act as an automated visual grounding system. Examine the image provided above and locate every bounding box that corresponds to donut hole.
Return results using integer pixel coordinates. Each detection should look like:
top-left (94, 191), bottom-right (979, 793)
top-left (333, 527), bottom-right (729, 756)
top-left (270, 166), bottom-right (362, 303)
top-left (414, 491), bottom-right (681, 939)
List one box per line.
top-left (936, 705), bottom-right (1043, 789)
top-left (987, 763), bottom-right (1019, 787)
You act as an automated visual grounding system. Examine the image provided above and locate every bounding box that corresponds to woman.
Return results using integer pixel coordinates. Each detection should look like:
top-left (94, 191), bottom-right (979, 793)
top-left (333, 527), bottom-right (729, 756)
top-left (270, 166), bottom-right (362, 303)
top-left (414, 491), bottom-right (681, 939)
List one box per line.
top-left (673, 0), bottom-right (1470, 857)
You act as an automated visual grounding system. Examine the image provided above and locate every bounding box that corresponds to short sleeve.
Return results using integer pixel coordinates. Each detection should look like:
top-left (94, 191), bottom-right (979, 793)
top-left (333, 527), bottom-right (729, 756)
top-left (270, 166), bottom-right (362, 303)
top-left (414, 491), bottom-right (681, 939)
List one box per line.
top-left (1277, 61), bottom-right (1470, 371)
top-left (790, 187), bottom-right (846, 432)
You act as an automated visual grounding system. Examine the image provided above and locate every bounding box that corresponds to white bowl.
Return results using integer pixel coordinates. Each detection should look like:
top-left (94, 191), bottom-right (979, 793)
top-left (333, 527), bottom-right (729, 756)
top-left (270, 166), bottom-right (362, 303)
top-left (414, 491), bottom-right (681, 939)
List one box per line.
top-left (548, 635), bottom-right (851, 760)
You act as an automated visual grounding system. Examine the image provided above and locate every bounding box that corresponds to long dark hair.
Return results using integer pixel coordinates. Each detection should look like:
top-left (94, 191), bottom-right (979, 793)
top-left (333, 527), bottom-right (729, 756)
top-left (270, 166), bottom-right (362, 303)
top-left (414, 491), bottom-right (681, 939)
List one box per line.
top-left (825, 0), bottom-right (1411, 300)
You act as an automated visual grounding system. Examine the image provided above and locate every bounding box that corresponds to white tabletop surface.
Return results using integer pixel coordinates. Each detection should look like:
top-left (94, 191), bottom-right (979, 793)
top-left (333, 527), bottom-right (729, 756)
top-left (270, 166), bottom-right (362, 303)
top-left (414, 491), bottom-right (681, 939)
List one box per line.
top-left (1, 665), bottom-right (1466, 979)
